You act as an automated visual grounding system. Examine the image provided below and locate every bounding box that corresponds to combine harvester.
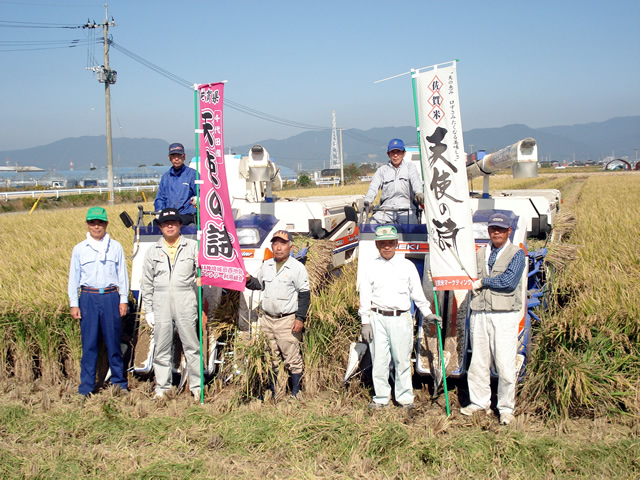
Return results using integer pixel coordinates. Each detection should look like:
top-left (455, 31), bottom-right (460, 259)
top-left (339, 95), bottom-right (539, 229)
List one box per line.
top-left (346, 138), bottom-right (560, 389)
top-left (119, 145), bottom-right (363, 389)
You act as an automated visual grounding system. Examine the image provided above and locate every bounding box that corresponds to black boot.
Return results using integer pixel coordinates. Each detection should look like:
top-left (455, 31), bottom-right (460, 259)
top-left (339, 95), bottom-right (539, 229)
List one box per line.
top-left (290, 373), bottom-right (302, 397)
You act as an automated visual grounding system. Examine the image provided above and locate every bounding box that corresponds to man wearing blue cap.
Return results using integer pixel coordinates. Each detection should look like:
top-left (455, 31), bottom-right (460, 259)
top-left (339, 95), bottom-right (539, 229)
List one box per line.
top-left (358, 225), bottom-right (441, 410)
top-left (364, 139), bottom-right (423, 224)
top-left (462, 212), bottom-right (526, 425)
top-left (154, 142), bottom-right (197, 225)
top-left (68, 207), bottom-right (130, 398)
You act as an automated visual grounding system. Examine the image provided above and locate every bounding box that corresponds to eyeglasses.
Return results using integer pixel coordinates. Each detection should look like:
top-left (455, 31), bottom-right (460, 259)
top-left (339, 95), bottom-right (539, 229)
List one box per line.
top-left (388, 150), bottom-right (405, 156)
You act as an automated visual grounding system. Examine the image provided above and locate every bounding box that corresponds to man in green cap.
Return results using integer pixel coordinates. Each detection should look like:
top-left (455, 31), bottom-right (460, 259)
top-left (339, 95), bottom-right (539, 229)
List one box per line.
top-left (358, 225), bottom-right (441, 409)
top-left (68, 207), bottom-right (130, 397)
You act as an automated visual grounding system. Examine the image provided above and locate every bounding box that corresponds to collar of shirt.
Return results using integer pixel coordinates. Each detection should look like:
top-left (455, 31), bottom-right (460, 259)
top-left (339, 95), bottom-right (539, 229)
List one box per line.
top-left (169, 164), bottom-right (187, 177)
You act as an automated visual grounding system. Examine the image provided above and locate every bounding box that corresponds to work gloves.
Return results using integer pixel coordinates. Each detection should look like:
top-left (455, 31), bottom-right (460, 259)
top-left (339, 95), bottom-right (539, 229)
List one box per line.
top-left (472, 279), bottom-right (483, 294)
top-left (424, 313), bottom-right (443, 329)
top-left (414, 192), bottom-right (424, 205)
top-left (360, 324), bottom-right (373, 343)
top-left (145, 312), bottom-right (155, 328)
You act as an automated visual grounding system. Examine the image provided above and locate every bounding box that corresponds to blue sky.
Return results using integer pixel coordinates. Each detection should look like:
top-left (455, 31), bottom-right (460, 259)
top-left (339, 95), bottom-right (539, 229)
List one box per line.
top-left (1, 0), bottom-right (639, 152)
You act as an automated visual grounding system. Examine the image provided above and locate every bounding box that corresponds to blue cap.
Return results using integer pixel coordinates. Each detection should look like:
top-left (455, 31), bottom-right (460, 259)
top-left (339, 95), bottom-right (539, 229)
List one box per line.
top-left (387, 138), bottom-right (405, 152)
top-left (487, 213), bottom-right (511, 229)
top-left (169, 143), bottom-right (185, 155)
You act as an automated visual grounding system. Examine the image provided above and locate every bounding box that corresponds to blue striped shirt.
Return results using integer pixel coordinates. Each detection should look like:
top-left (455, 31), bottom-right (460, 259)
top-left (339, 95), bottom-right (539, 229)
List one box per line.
top-left (482, 246), bottom-right (525, 292)
top-left (68, 236), bottom-right (129, 307)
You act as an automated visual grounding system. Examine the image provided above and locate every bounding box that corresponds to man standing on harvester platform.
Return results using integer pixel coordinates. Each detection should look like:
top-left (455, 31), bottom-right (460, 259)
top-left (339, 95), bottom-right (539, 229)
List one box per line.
top-left (462, 212), bottom-right (526, 425)
top-left (245, 230), bottom-right (310, 398)
top-left (154, 142), bottom-right (197, 225)
top-left (68, 206), bottom-right (130, 398)
top-left (358, 225), bottom-right (441, 410)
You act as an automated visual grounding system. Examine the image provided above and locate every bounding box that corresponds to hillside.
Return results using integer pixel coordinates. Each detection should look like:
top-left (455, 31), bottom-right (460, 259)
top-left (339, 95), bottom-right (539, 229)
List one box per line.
top-left (1, 116), bottom-right (638, 172)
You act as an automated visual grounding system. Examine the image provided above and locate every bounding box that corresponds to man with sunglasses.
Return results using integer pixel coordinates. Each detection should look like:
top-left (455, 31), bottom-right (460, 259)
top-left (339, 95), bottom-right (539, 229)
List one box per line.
top-left (68, 207), bottom-right (130, 398)
top-left (462, 212), bottom-right (526, 425)
top-left (363, 138), bottom-right (423, 224)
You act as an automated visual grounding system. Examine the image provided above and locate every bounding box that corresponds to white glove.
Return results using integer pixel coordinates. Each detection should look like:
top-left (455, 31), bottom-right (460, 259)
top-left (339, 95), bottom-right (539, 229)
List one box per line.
top-left (191, 196), bottom-right (197, 206)
top-left (424, 313), bottom-right (442, 328)
top-left (472, 279), bottom-right (483, 294)
top-left (360, 324), bottom-right (373, 343)
top-left (145, 312), bottom-right (155, 328)
top-left (414, 192), bottom-right (424, 205)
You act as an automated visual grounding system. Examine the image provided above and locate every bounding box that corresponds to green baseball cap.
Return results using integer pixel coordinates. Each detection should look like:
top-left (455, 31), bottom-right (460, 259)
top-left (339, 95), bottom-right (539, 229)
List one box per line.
top-left (86, 206), bottom-right (108, 222)
top-left (375, 225), bottom-right (398, 240)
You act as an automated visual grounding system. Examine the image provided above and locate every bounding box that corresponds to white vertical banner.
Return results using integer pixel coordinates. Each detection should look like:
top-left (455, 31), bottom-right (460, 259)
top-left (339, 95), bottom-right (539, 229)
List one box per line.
top-left (414, 61), bottom-right (476, 290)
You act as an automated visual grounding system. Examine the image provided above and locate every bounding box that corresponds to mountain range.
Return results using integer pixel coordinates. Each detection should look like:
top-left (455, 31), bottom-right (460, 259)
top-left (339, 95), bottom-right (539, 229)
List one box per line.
top-left (1, 116), bottom-right (638, 172)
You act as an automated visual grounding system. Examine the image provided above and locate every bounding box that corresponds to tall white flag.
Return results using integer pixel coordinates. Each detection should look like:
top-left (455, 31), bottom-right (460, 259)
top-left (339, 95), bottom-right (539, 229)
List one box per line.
top-left (413, 61), bottom-right (476, 290)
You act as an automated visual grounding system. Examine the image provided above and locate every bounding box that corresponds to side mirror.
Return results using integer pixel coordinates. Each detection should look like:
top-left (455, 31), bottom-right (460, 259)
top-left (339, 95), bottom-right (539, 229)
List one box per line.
top-left (120, 211), bottom-right (134, 229)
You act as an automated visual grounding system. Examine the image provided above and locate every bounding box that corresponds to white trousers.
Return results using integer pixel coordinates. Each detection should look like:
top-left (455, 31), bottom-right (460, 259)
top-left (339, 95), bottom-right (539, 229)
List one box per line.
top-left (370, 311), bottom-right (414, 405)
top-left (467, 310), bottom-right (518, 414)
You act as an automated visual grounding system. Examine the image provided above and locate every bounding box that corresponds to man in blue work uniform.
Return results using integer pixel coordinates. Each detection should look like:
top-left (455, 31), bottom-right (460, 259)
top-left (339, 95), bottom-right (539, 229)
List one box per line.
top-left (68, 207), bottom-right (130, 397)
top-left (154, 142), bottom-right (197, 225)
top-left (462, 212), bottom-right (526, 425)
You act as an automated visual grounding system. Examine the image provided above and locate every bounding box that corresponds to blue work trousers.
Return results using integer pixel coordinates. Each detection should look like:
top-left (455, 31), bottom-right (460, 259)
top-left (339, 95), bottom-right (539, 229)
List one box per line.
top-left (79, 290), bottom-right (127, 395)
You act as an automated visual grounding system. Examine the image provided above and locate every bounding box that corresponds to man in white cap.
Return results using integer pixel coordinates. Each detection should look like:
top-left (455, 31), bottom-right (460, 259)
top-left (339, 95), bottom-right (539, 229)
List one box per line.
top-left (141, 207), bottom-right (201, 401)
top-left (245, 230), bottom-right (310, 398)
top-left (462, 212), bottom-right (526, 425)
top-left (358, 225), bottom-right (441, 409)
top-left (363, 138), bottom-right (423, 224)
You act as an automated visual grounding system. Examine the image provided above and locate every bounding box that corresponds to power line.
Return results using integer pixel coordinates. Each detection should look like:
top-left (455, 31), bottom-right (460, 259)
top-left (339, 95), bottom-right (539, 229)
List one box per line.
top-left (0, 20), bottom-right (82, 29)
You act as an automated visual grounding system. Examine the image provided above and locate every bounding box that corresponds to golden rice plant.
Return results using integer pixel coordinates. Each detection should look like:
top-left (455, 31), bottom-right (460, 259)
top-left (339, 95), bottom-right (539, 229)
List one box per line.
top-left (524, 174), bottom-right (640, 417)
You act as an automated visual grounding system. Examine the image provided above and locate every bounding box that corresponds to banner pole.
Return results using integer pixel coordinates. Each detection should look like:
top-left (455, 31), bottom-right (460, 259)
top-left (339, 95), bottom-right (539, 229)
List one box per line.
top-left (431, 283), bottom-right (451, 417)
top-left (194, 85), bottom-right (205, 405)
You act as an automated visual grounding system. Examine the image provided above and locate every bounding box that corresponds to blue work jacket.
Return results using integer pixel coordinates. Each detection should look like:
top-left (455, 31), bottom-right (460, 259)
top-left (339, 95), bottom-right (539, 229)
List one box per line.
top-left (154, 165), bottom-right (197, 214)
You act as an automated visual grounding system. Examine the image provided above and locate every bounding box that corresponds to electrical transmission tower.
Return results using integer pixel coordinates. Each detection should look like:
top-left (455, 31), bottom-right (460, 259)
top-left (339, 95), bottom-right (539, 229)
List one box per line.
top-left (84, 4), bottom-right (117, 205)
top-left (330, 111), bottom-right (340, 169)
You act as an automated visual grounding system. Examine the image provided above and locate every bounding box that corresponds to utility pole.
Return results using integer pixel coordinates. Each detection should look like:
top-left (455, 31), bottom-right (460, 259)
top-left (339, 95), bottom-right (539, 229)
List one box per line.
top-left (85, 4), bottom-right (117, 205)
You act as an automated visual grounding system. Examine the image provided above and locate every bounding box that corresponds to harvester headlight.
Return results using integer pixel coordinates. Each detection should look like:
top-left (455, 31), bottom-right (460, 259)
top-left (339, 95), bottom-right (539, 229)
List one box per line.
top-left (236, 227), bottom-right (260, 246)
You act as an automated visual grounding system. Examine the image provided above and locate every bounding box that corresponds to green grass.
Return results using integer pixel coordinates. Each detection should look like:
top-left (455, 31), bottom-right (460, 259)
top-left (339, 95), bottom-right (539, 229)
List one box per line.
top-left (0, 387), bottom-right (637, 479)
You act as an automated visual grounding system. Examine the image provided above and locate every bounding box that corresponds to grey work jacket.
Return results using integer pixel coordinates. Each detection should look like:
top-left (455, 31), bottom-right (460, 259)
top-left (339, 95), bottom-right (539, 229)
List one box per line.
top-left (364, 160), bottom-right (423, 211)
top-left (141, 236), bottom-right (198, 319)
top-left (470, 243), bottom-right (524, 312)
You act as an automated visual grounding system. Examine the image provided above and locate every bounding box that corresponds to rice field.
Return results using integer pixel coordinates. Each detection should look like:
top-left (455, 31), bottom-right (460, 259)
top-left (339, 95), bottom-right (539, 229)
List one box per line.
top-left (0, 171), bottom-right (639, 478)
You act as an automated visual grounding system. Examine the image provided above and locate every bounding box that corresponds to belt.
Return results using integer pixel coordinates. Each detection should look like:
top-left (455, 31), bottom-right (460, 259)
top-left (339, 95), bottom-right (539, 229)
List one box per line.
top-left (81, 286), bottom-right (119, 294)
top-left (264, 311), bottom-right (295, 319)
top-left (372, 307), bottom-right (408, 317)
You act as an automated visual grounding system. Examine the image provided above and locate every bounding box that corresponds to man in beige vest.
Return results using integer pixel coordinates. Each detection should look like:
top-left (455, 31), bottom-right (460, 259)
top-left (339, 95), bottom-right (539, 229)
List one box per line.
top-left (461, 212), bottom-right (526, 425)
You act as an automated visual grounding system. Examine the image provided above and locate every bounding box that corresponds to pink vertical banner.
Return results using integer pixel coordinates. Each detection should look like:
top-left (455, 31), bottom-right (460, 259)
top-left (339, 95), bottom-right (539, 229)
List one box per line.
top-left (198, 82), bottom-right (246, 291)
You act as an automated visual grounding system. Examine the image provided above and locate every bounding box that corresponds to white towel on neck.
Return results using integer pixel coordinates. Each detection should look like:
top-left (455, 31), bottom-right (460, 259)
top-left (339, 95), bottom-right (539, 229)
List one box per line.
top-left (86, 232), bottom-right (110, 261)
